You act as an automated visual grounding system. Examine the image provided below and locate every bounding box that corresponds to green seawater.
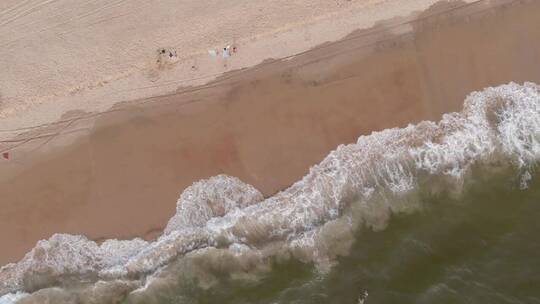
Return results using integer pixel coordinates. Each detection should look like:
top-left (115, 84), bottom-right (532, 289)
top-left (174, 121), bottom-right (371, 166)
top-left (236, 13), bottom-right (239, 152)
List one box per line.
top-left (135, 172), bottom-right (540, 304)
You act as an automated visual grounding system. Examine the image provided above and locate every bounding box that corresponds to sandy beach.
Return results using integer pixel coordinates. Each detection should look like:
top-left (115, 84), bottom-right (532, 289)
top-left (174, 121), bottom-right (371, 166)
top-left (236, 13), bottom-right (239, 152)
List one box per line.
top-left (0, 0), bottom-right (470, 133)
top-left (1, 0), bottom-right (540, 267)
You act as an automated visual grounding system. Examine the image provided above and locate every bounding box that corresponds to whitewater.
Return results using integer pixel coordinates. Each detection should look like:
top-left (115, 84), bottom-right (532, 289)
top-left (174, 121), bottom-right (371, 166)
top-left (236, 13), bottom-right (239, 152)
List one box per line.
top-left (1, 82), bottom-right (540, 303)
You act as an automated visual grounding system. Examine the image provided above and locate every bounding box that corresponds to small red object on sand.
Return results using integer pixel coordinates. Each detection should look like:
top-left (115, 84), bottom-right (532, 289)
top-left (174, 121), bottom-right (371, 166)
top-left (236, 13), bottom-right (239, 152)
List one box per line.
top-left (2, 152), bottom-right (9, 160)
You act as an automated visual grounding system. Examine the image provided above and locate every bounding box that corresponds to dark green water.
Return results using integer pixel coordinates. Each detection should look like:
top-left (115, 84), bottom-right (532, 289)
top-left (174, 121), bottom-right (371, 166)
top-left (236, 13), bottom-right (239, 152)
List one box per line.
top-left (142, 172), bottom-right (540, 304)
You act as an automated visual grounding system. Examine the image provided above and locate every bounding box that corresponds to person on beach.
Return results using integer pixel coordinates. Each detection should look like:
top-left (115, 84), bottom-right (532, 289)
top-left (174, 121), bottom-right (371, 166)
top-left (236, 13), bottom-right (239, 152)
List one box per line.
top-left (222, 46), bottom-right (231, 58)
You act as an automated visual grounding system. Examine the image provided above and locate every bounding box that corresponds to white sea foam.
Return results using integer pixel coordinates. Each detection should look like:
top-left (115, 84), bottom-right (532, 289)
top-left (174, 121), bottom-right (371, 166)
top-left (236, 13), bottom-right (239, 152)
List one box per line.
top-left (1, 82), bottom-right (540, 302)
top-left (164, 175), bottom-right (264, 233)
top-left (0, 292), bottom-right (27, 304)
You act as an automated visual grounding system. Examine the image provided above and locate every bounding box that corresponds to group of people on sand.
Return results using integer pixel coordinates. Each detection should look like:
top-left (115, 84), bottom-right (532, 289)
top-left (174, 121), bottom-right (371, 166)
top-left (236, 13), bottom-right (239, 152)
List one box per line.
top-left (208, 45), bottom-right (237, 59)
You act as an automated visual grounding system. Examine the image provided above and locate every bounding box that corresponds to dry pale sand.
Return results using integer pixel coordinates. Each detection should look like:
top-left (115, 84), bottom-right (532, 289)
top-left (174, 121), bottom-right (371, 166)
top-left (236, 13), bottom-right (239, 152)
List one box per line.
top-left (1, 0), bottom-right (540, 265)
top-left (0, 0), bottom-right (473, 134)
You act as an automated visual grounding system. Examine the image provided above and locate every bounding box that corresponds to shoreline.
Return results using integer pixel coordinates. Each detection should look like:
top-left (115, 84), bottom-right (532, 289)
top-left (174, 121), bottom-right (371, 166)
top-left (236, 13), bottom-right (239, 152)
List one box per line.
top-left (2, 0), bottom-right (540, 266)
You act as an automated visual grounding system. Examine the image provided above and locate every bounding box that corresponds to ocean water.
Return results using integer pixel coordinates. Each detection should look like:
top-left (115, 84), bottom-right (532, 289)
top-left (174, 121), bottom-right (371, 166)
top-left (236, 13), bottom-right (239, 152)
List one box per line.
top-left (1, 82), bottom-right (540, 303)
top-left (134, 172), bottom-right (540, 304)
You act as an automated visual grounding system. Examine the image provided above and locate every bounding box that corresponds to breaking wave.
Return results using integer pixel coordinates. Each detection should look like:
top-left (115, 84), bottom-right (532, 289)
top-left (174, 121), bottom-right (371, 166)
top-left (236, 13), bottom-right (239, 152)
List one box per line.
top-left (1, 82), bottom-right (540, 303)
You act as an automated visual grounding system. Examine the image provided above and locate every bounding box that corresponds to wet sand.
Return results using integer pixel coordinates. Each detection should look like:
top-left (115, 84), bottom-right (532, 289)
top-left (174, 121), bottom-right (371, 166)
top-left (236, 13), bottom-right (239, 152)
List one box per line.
top-left (1, 0), bottom-right (540, 265)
